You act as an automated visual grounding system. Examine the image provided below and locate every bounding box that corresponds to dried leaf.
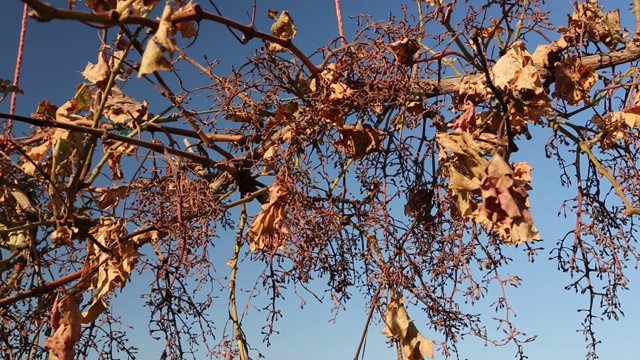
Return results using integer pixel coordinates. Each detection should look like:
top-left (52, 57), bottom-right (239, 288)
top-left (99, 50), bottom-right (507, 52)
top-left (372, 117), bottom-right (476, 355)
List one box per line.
top-left (476, 155), bottom-right (540, 244)
top-left (328, 82), bottom-right (355, 102)
top-left (44, 290), bottom-right (82, 360)
top-left (81, 46), bottom-right (110, 85)
top-left (270, 10), bottom-right (296, 39)
top-left (553, 57), bottom-right (598, 105)
top-left (389, 38), bottom-right (420, 66)
top-left (103, 87), bottom-right (147, 124)
top-left (492, 42), bottom-right (545, 95)
top-left (138, 40), bottom-right (172, 77)
top-left (381, 298), bottom-right (434, 359)
top-left (437, 132), bottom-right (488, 217)
top-left (247, 182), bottom-right (290, 251)
top-left (97, 185), bottom-right (129, 209)
top-left (155, 5), bottom-right (178, 55)
top-left (81, 298), bottom-right (107, 324)
top-left (173, 2), bottom-right (198, 38)
top-left (592, 107), bottom-right (640, 149)
top-left (334, 124), bottom-right (384, 159)
top-left (51, 226), bottom-right (76, 246)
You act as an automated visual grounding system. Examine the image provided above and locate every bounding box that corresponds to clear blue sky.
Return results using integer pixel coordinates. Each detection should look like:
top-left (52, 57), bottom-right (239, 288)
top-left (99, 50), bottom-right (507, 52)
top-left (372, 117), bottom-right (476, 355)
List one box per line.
top-left (1, 1), bottom-right (639, 359)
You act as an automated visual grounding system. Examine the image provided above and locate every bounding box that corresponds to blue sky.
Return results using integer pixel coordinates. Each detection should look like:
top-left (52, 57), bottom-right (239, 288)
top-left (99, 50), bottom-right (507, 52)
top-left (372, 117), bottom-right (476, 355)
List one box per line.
top-left (2, 1), bottom-right (640, 359)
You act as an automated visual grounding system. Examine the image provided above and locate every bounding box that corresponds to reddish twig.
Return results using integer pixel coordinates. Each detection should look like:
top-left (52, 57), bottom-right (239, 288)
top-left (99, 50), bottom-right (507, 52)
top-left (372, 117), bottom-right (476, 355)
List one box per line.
top-left (334, 0), bottom-right (346, 46)
top-left (8, 3), bottom-right (29, 130)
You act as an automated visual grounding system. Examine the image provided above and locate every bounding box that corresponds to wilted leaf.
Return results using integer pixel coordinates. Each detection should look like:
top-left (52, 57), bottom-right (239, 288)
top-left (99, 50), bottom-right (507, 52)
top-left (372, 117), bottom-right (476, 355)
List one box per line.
top-left (335, 124), bottom-right (384, 159)
top-left (78, 219), bottom-right (141, 299)
top-left (475, 155), bottom-right (540, 244)
top-left (566, 2), bottom-right (623, 49)
top-left (44, 290), bottom-right (82, 360)
top-left (592, 107), bottom-right (640, 149)
top-left (553, 57), bottom-right (598, 105)
top-left (155, 5), bottom-right (178, 55)
top-left (81, 298), bottom-right (107, 324)
top-left (138, 40), bottom-right (172, 77)
top-left (389, 38), bottom-right (420, 66)
top-left (449, 100), bottom-right (476, 132)
top-left (247, 182), bottom-right (290, 251)
top-left (492, 42), bottom-right (545, 96)
top-left (51, 226), bottom-right (76, 246)
top-left (97, 185), bottom-right (129, 209)
top-left (437, 132), bottom-right (488, 217)
top-left (173, 2), bottom-right (198, 38)
top-left (270, 10), bottom-right (296, 39)
top-left (328, 82), bottom-right (355, 102)
top-left (381, 298), bottom-right (434, 359)
top-left (102, 141), bottom-right (137, 181)
top-left (103, 87), bottom-right (147, 125)
top-left (81, 46), bottom-right (111, 85)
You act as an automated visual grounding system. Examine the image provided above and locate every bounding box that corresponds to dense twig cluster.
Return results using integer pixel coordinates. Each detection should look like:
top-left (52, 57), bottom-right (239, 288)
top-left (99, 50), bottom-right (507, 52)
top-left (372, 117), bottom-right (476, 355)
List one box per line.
top-left (2, 1), bottom-right (640, 359)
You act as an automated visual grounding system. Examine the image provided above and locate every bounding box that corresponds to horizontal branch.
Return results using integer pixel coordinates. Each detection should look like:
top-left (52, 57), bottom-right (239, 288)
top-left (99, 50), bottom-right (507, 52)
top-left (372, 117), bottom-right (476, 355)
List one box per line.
top-left (21, 0), bottom-right (320, 75)
top-left (0, 112), bottom-right (218, 167)
top-left (415, 38), bottom-right (640, 98)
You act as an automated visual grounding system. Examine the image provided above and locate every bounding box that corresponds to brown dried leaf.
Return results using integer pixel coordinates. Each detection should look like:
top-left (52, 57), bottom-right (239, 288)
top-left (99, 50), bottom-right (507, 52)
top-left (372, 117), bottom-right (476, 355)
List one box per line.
top-left (103, 87), bottom-right (147, 124)
top-left (381, 298), bottom-right (434, 359)
top-left (437, 132), bottom-right (488, 217)
top-left (592, 107), bottom-right (640, 149)
top-left (81, 298), bottom-right (107, 325)
top-left (44, 290), bottom-right (82, 360)
top-left (389, 38), bottom-right (420, 66)
top-left (80, 219), bottom-right (141, 298)
top-left (476, 155), bottom-right (540, 244)
top-left (81, 46), bottom-right (111, 85)
top-left (328, 82), bottom-right (355, 102)
top-left (567, 2), bottom-right (623, 49)
top-left (270, 10), bottom-right (296, 39)
top-left (553, 57), bottom-right (598, 105)
top-left (138, 40), bottom-right (172, 77)
top-left (51, 226), bottom-right (76, 246)
top-left (334, 124), bottom-right (384, 159)
top-left (492, 42), bottom-right (545, 96)
top-left (155, 5), bottom-right (178, 55)
top-left (97, 185), bottom-right (129, 209)
top-left (173, 2), bottom-right (198, 38)
top-left (247, 182), bottom-right (290, 251)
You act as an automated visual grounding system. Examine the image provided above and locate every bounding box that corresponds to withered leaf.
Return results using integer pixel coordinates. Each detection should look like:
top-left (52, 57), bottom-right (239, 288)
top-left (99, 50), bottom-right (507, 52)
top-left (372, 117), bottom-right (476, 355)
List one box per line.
top-left (553, 56), bottom-right (598, 105)
top-left (44, 290), bottom-right (82, 360)
top-left (381, 298), bottom-right (434, 359)
top-left (335, 124), bottom-right (384, 159)
top-left (476, 155), bottom-right (540, 244)
top-left (247, 182), bottom-right (290, 251)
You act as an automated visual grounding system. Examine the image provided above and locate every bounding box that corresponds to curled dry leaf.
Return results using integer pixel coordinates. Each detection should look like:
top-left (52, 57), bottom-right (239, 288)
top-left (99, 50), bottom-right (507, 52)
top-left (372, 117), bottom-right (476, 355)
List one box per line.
top-left (81, 46), bottom-right (110, 86)
top-left (172, 1), bottom-right (198, 39)
top-left (97, 185), bottom-right (129, 209)
top-left (437, 132), bottom-right (488, 217)
top-left (449, 100), bottom-right (476, 132)
top-left (51, 226), bottom-right (76, 246)
top-left (138, 5), bottom-right (177, 76)
top-left (267, 10), bottom-right (296, 52)
top-left (565, 1), bottom-right (623, 49)
top-left (591, 107), bottom-right (640, 149)
top-left (103, 87), bottom-right (148, 124)
top-left (44, 290), bottom-right (82, 360)
top-left (552, 56), bottom-right (598, 105)
top-left (476, 155), bottom-right (540, 244)
top-left (77, 219), bottom-right (142, 301)
top-left (247, 182), bottom-right (291, 251)
top-left (389, 38), bottom-right (420, 66)
top-left (381, 298), bottom-right (434, 359)
top-left (334, 124), bottom-right (385, 159)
